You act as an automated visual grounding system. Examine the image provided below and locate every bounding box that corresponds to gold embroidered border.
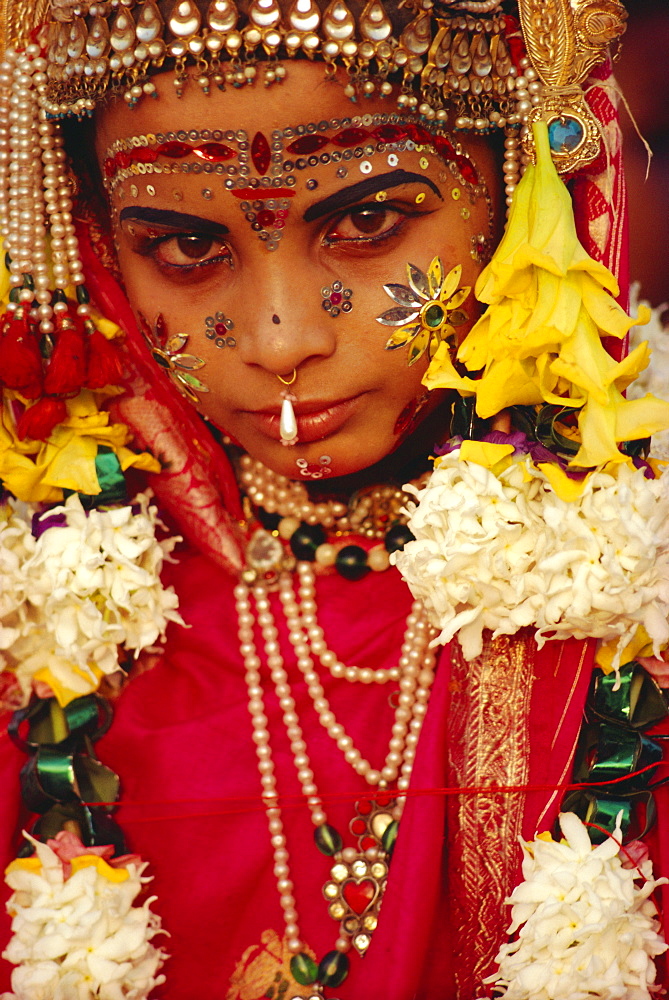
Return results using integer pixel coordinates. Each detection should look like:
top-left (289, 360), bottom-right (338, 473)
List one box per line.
top-left (447, 632), bottom-right (536, 998)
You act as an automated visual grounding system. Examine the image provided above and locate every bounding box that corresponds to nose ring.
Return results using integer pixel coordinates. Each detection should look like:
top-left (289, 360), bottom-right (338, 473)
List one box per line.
top-left (277, 370), bottom-right (298, 446)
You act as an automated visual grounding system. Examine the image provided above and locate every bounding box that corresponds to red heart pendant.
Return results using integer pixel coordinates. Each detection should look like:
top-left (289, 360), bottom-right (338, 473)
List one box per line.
top-left (342, 878), bottom-right (376, 915)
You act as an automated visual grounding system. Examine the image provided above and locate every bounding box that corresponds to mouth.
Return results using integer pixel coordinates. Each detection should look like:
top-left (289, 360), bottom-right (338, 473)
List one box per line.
top-left (243, 394), bottom-right (365, 444)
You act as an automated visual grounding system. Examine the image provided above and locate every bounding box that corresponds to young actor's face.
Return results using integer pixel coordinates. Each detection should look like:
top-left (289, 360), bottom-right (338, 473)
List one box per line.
top-left (96, 62), bottom-right (498, 480)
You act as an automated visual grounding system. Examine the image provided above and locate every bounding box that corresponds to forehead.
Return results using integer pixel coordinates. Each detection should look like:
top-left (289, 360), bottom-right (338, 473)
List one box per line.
top-left (95, 62), bottom-right (495, 251)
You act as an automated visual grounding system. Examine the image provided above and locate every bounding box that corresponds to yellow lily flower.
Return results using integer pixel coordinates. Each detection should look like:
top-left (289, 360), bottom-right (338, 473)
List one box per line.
top-left (424, 119), bottom-right (669, 471)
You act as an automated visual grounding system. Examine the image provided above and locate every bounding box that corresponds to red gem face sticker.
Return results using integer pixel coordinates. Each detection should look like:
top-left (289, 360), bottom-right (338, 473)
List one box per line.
top-left (159, 140), bottom-right (193, 159)
top-left (257, 208), bottom-right (276, 228)
top-left (372, 123), bottom-right (406, 144)
top-left (193, 142), bottom-right (236, 162)
top-left (251, 131), bottom-right (271, 176)
top-left (454, 155), bottom-right (479, 186)
top-left (342, 879), bottom-right (377, 915)
top-left (330, 127), bottom-right (371, 148)
top-left (432, 133), bottom-right (457, 163)
top-left (286, 134), bottom-right (329, 155)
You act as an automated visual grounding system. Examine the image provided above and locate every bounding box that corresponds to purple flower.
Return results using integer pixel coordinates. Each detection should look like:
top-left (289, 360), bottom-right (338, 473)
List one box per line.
top-left (434, 435), bottom-right (463, 456)
top-left (32, 510), bottom-right (67, 538)
top-left (632, 455), bottom-right (656, 480)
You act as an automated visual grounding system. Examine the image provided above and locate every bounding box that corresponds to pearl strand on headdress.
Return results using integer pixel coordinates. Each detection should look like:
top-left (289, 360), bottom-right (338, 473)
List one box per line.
top-left (504, 57), bottom-right (542, 210)
top-left (0, 44), bottom-right (92, 337)
top-left (235, 567), bottom-right (437, 966)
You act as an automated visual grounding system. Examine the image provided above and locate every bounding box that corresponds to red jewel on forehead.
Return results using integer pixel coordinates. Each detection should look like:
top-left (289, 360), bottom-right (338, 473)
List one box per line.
top-left (251, 132), bottom-right (271, 175)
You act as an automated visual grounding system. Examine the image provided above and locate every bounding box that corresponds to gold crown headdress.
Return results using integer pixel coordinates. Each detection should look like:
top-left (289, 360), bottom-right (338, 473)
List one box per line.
top-left (3, 0), bottom-right (626, 145)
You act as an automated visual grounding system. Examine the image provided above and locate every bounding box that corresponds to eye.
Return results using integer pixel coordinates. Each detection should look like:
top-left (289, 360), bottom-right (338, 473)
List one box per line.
top-left (323, 201), bottom-right (427, 247)
top-left (153, 234), bottom-right (232, 269)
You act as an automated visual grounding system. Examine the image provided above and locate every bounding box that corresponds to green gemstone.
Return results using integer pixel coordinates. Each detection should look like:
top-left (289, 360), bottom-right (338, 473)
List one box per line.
top-left (290, 952), bottom-right (318, 985)
top-left (424, 303), bottom-right (445, 328)
top-left (381, 819), bottom-right (399, 855)
top-left (318, 950), bottom-right (350, 988)
top-left (152, 352), bottom-right (170, 368)
top-left (314, 823), bottom-right (343, 857)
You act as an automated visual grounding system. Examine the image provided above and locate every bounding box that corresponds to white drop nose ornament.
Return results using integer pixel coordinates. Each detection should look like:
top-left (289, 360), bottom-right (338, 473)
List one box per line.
top-left (277, 370), bottom-right (298, 446)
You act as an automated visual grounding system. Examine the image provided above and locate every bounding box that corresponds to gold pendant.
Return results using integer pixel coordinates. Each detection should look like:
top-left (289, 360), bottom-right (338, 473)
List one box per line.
top-left (322, 794), bottom-right (399, 956)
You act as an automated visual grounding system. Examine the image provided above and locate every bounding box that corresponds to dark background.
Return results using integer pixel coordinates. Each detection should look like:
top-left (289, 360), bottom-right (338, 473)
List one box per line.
top-left (615, 0), bottom-right (669, 308)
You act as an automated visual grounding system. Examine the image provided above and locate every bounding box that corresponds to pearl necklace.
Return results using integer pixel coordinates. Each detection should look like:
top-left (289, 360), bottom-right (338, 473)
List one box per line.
top-left (234, 564), bottom-right (437, 996)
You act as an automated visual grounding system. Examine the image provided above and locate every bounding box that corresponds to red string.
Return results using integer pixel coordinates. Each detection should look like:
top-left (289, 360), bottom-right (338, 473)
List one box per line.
top-left (79, 761), bottom-right (666, 824)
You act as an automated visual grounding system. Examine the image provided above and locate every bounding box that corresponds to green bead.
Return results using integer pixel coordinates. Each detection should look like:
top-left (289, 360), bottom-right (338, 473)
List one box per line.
top-left (314, 823), bottom-right (342, 857)
top-left (8, 287), bottom-right (19, 303)
top-left (76, 284), bottom-right (90, 304)
top-left (381, 819), bottom-right (399, 855)
top-left (335, 544), bottom-right (369, 581)
top-left (384, 523), bottom-right (415, 554)
top-left (424, 302), bottom-right (445, 328)
top-left (318, 950), bottom-right (349, 987)
top-left (289, 523), bottom-right (327, 561)
top-left (290, 952), bottom-right (318, 986)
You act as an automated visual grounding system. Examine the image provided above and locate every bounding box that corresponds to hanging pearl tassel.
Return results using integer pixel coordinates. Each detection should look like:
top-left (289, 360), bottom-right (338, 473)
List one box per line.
top-left (280, 393), bottom-right (298, 447)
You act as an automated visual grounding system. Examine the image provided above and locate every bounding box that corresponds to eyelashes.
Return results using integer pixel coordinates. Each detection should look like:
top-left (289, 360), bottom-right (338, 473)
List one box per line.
top-left (128, 231), bottom-right (233, 274)
top-left (323, 200), bottom-right (432, 247)
top-left (122, 194), bottom-right (434, 274)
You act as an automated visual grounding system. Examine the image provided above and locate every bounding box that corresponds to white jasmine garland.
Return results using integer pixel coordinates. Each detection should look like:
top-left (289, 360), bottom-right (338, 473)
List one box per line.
top-left (489, 812), bottom-right (668, 1000)
top-left (1, 835), bottom-right (166, 1000)
top-left (0, 493), bottom-right (183, 702)
top-left (393, 451), bottom-right (669, 662)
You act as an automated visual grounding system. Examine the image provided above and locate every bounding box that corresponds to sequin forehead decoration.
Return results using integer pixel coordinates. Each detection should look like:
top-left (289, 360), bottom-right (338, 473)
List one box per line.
top-left (106, 113), bottom-right (491, 250)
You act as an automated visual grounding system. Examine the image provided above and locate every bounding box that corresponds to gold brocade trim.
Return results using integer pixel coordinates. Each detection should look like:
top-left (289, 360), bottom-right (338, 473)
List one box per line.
top-left (226, 929), bottom-right (316, 1000)
top-left (447, 632), bottom-right (536, 998)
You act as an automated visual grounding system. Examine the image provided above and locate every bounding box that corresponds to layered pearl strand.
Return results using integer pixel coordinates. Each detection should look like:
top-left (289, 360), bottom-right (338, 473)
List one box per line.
top-left (234, 561), bottom-right (437, 991)
top-left (0, 43), bottom-right (92, 336)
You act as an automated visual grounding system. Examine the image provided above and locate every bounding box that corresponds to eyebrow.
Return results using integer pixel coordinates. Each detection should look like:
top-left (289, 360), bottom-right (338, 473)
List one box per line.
top-left (302, 169), bottom-right (443, 223)
top-left (119, 207), bottom-right (229, 235)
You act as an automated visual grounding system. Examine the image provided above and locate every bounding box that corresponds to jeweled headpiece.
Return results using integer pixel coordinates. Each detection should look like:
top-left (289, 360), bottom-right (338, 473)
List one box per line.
top-left (4, 0), bottom-right (626, 157)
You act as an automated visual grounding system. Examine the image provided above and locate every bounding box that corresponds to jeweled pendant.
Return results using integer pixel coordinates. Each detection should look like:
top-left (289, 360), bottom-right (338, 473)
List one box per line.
top-left (168, 0), bottom-right (202, 37)
top-left (110, 8), bottom-right (137, 52)
top-left (207, 0), bottom-right (239, 32)
top-left (136, 0), bottom-right (164, 43)
top-left (359, 0), bottom-right (392, 43)
top-left (280, 395), bottom-right (298, 446)
top-left (287, 0), bottom-right (321, 33)
top-left (322, 0), bottom-right (355, 42)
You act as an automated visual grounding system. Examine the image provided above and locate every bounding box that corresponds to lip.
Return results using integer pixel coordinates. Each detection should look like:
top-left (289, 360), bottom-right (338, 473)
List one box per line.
top-left (243, 394), bottom-right (364, 444)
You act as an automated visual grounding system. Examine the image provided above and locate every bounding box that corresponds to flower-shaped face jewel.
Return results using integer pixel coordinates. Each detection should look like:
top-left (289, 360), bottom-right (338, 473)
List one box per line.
top-left (322, 280), bottom-right (353, 318)
top-left (138, 313), bottom-right (209, 403)
top-left (376, 257), bottom-right (470, 366)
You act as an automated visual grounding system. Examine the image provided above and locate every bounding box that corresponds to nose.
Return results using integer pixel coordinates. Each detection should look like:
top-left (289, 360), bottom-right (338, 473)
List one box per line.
top-left (234, 258), bottom-right (337, 375)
